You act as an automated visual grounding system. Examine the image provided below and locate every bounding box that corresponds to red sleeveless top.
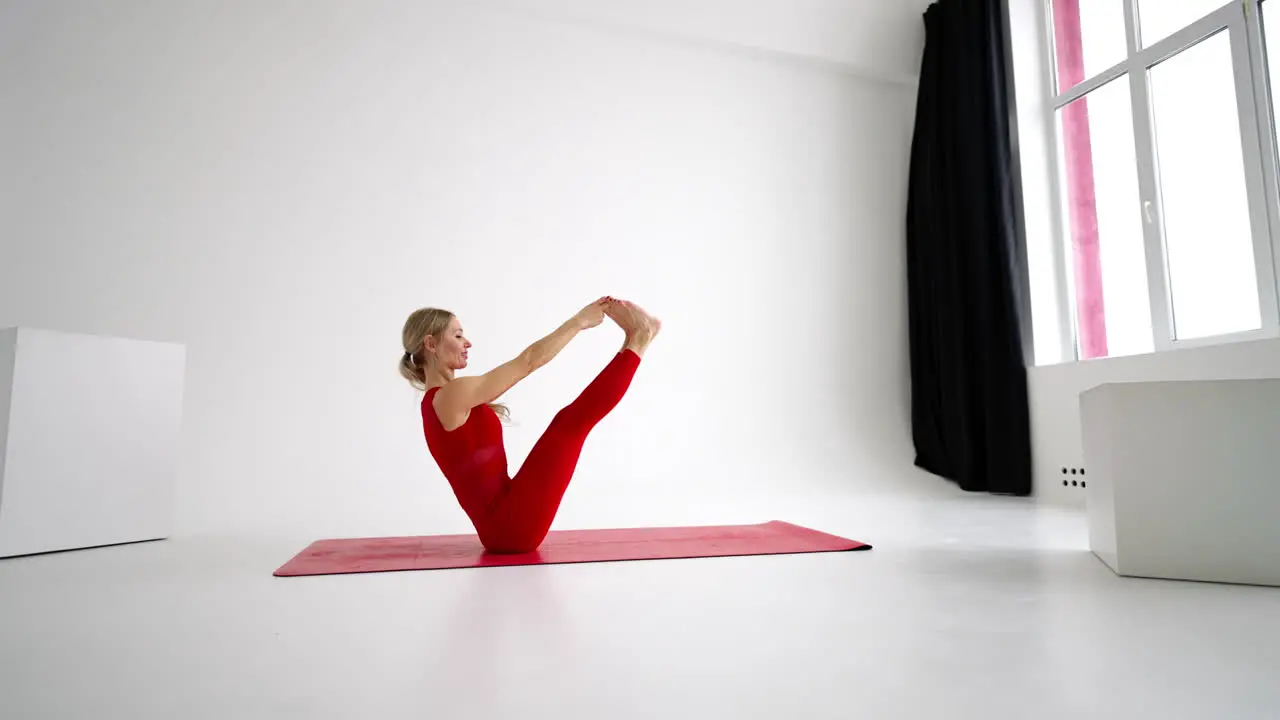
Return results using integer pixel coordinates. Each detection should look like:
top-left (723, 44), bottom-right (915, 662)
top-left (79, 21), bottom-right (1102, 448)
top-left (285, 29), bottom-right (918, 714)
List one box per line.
top-left (421, 387), bottom-right (510, 525)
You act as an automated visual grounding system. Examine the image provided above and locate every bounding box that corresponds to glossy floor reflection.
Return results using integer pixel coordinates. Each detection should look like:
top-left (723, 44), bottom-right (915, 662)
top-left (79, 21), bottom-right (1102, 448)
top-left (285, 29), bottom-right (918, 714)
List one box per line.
top-left (1, 484), bottom-right (1278, 719)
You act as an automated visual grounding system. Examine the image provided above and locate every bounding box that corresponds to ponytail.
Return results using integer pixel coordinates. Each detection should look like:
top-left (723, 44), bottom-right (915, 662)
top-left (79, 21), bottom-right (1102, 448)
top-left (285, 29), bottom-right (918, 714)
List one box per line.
top-left (399, 350), bottom-right (427, 390)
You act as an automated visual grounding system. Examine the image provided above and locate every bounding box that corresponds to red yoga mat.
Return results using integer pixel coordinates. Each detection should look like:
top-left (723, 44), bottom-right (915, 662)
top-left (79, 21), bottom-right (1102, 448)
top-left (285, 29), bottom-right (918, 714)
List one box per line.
top-left (273, 520), bottom-right (869, 577)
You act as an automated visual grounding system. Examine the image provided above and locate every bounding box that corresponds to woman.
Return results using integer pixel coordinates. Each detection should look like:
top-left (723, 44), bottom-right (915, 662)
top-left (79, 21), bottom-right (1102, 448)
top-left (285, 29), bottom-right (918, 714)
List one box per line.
top-left (399, 297), bottom-right (660, 553)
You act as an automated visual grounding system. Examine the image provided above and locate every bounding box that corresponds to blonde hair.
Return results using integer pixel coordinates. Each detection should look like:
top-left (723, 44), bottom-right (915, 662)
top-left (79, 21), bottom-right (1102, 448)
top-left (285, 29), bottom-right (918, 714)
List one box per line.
top-left (400, 307), bottom-right (510, 422)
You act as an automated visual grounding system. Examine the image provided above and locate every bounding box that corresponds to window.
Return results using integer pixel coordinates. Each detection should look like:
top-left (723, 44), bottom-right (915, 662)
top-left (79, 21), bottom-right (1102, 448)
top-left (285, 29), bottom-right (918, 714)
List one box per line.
top-left (1148, 30), bottom-right (1262, 340)
top-left (1054, 78), bottom-right (1153, 358)
top-left (1138, 0), bottom-right (1230, 47)
top-left (1046, 0), bottom-right (1280, 360)
top-left (1268, 4), bottom-right (1280, 144)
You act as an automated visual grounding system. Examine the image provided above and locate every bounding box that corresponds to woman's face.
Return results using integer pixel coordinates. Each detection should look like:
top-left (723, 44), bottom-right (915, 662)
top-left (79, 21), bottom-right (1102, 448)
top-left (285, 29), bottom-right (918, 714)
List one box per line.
top-left (431, 316), bottom-right (471, 370)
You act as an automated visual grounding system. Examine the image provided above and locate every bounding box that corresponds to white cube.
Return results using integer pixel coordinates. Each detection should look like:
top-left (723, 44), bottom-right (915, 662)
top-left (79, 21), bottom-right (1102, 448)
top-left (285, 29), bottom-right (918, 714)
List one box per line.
top-left (0, 327), bottom-right (185, 558)
top-left (1081, 379), bottom-right (1280, 586)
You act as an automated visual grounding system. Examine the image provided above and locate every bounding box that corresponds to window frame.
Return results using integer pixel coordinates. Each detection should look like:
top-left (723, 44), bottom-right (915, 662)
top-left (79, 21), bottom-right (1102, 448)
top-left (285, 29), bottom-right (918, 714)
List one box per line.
top-left (1043, 0), bottom-right (1280, 359)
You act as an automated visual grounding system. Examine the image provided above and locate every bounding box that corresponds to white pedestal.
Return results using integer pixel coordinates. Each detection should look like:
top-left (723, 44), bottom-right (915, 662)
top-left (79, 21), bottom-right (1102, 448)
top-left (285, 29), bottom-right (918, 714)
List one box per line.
top-left (0, 327), bottom-right (185, 558)
top-left (1081, 379), bottom-right (1280, 586)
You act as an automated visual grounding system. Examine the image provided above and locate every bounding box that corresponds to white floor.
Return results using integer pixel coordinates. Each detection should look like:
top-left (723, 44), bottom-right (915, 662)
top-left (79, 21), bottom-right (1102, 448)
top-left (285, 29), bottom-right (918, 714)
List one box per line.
top-left (2, 481), bottom-right (1279, 720)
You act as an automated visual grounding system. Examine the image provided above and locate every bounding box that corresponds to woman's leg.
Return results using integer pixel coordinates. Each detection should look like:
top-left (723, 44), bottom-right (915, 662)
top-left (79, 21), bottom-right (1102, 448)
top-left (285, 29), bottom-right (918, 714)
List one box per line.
top-left (481, 349), bottom-right (641, 553)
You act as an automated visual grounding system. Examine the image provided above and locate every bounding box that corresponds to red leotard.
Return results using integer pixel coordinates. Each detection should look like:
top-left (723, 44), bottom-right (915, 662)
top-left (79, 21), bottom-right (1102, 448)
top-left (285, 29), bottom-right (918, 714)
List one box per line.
top-left (421, 349), bottom-right (640, 553)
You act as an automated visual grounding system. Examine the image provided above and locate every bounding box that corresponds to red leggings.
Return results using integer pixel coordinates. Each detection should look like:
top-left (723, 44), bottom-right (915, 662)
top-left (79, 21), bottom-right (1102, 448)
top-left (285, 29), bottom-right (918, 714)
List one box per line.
top-left (477, 349), bottom-right (640, 553)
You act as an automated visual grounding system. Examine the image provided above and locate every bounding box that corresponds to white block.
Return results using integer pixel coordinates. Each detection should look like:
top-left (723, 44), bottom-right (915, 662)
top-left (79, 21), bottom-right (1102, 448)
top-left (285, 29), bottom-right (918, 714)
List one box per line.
top-left (1081, 379), bottom-right (1280, 586)
top-left (0, 328), bottom-right (185, 557)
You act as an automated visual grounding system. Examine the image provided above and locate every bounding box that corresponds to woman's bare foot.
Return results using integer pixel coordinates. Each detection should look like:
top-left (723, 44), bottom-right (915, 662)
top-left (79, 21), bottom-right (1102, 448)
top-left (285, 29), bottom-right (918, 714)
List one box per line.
top-left (604, 299), bottom-right (661, 357)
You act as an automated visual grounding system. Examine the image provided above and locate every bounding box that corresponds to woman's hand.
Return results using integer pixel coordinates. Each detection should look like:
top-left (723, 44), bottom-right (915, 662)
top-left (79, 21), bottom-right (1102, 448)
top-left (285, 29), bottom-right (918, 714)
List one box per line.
top-left (574, 296), bottom-right (612, 329)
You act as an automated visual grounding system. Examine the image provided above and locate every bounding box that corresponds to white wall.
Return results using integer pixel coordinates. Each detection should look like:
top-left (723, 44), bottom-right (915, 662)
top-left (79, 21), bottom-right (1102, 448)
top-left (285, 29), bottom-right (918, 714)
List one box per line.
top-left (1030, 338), bottom-right (1280, 505)
top-left (483, 0), bottom-right (934, 84)
top-left (0, 0), bottom-right (929, 538)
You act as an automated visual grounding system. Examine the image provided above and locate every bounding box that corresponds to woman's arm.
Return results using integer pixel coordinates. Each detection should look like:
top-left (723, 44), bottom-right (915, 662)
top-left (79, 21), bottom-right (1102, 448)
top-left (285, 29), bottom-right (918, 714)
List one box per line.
top-left (434, 299), bottom-right (608, 416)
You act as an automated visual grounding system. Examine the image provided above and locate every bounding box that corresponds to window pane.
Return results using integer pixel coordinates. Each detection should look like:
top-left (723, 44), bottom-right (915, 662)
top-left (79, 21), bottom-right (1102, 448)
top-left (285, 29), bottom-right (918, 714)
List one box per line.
top-left (1149, 31), bottom-right (1261, 340)
top-left (1056, 77), bottom-right (1154, 359)
top-left (1051, 0), bottom-right (1129, 94)
top-left (1139, 0), bottom-right (1229, 47)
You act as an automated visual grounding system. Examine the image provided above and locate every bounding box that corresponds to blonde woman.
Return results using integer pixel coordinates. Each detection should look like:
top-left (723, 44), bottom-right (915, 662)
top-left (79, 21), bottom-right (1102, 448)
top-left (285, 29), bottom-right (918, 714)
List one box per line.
top-left (400, 297), bottom-right (660, 553)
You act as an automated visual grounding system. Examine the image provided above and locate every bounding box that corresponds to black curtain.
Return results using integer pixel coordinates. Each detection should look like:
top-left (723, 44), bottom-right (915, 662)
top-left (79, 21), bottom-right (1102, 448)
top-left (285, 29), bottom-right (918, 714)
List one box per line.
top-left (905, 0), bottom-right (1032, 495)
